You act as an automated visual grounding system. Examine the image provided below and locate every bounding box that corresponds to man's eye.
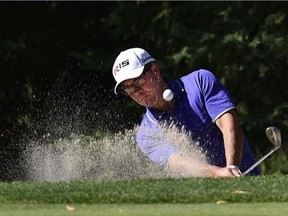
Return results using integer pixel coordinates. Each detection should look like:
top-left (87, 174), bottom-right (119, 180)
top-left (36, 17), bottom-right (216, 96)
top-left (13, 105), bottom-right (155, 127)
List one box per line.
top-left (134, 77), bottom-right (144, 86)
top-left (134, 80), bottom-right (141, 86)
top-left (125, 86), bottom-right (134, 91)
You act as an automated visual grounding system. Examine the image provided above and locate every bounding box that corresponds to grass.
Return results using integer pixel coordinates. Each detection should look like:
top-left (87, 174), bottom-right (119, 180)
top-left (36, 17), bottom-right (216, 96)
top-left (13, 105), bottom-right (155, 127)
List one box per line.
top-left (1, 175), bottom-right (288, 204)
top-left (0, 203), bottom-right (288, 216)
top-left (0, 175), bottom-right (288, 215)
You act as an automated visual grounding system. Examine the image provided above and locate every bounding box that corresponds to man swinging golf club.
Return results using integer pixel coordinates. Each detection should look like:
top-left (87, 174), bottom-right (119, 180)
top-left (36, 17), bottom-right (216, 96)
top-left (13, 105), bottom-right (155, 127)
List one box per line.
top-left (112, 47), bottom-right (261, 177)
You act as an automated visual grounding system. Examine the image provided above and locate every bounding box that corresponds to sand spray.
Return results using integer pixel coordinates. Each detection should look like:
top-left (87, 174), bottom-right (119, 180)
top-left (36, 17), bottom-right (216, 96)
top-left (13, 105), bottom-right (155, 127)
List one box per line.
top-left (23, 123), bottom-right (208, 181)
top-left (20, 76), bottom-right (208, 181)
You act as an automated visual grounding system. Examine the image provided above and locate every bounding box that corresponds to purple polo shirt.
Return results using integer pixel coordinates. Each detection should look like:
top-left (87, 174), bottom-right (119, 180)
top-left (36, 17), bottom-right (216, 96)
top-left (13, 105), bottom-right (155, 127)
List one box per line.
top-left (136, 69), bottom-right (260, 175)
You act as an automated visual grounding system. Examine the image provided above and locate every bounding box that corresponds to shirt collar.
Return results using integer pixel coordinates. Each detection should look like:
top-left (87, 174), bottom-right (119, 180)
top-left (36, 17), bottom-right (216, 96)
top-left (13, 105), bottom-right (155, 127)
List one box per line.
top-left (147, 79), bottom-right (185, 116)
top-left (168, 79), bottom-right (185, 98)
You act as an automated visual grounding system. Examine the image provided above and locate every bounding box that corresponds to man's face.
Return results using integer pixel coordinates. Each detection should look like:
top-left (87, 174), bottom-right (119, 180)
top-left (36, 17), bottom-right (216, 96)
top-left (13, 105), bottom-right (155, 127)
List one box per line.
top-left (121, 64), bottom-right (163, 107)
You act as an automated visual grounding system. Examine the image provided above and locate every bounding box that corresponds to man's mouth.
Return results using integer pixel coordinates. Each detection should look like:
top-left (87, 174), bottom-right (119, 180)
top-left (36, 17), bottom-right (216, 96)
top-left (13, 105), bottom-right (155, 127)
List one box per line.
top-left (138, 94), bottom-right (149, 103)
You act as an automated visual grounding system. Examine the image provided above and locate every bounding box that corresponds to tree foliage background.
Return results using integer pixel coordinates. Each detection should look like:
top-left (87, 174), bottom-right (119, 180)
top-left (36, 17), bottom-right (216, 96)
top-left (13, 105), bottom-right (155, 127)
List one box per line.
top-left (0, 1), bottom-right (287, 180)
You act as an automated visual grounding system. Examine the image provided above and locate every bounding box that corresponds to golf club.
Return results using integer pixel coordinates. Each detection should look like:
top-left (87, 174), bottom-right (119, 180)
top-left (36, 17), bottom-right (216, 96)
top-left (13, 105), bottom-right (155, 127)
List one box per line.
top-left (242, 126), bottom-right (282, 176)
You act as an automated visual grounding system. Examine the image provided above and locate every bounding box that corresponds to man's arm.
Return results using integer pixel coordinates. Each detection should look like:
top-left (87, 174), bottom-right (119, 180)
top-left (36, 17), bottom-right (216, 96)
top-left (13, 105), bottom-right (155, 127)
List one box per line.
top-left (215, 109), bottom-right (244, 167)
top-left (167, 152), bottom-right (236, 178)
top-left (166, 109), bottom-right (244, 178)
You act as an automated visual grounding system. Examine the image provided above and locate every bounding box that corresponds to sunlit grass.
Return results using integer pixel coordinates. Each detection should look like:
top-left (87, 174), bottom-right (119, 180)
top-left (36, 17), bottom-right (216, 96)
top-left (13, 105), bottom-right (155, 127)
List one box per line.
top-left (0, 176), bottom-right (287, 204)
top-left (0, 203), bottom-right (288, 216)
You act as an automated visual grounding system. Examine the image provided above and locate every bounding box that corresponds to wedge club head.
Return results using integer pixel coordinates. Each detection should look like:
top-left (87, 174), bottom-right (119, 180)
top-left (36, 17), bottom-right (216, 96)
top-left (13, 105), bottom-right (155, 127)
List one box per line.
top-left (265, 126), bottom-right (281, 149)
top-left (241, 126), bottom-right (282, 176)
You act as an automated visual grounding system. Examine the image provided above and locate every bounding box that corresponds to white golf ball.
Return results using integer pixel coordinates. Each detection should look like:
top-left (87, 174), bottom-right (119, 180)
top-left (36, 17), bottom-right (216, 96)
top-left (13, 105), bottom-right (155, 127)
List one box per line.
top-left (163, 89), bottom-right (174, 101)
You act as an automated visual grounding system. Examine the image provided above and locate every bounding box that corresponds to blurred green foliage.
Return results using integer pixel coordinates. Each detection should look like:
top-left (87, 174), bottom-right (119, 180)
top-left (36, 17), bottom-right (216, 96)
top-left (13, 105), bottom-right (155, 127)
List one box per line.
top-left (0, 2), bottom-right (287, 180)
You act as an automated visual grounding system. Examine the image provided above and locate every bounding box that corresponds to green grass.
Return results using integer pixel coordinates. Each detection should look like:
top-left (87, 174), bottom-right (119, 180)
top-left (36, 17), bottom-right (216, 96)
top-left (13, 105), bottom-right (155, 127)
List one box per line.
top-left (0, 203), bottom-right (288, 216)
top-left (0, 175), bottom-right (288, 215)
top-left (1, 175), bottom-right (288, 204)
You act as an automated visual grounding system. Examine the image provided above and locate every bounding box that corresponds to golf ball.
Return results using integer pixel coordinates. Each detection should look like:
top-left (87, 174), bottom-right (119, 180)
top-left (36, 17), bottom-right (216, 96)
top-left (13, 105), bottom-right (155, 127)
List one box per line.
top-left (163, 89), bottom-right (174, 101)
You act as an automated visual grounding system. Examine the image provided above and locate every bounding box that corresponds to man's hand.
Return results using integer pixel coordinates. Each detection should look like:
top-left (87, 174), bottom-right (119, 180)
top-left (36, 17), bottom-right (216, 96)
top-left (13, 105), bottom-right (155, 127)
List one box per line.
top-left (209, 166), bottom-right (241, 178)
top-left (227, 165), bottom-right (243, 177)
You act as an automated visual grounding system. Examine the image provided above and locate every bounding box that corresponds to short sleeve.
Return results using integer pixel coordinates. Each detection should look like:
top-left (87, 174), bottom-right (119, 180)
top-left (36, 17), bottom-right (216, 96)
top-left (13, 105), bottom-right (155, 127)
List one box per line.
top-left (197, 70), bottom-right (236, 122)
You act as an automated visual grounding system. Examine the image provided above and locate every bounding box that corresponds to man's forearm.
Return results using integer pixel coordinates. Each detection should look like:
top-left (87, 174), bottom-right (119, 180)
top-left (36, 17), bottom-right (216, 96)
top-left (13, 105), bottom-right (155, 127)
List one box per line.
top-left (167, 152), bottom-right (236, 178)
top-left (216, 110), bottom-right (244, 167)
top-left (223, 127), bottom-right (243, 166)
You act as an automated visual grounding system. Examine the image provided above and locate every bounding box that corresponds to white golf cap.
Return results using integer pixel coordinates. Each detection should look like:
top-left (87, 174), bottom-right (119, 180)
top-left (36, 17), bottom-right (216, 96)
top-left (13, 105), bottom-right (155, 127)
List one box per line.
top-left (112, 48), bottom-right (155, 94)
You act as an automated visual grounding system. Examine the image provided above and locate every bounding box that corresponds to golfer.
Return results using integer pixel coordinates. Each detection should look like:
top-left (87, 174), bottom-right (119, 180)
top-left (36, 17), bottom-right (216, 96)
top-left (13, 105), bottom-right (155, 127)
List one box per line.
top-left (112, 47), bottom-right (260, 177)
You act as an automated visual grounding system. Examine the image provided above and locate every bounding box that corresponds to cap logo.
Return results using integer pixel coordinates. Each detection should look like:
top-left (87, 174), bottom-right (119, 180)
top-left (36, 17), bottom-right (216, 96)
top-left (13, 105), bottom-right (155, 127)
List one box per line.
top-left (113, 59), bottom-right (129, 75)
top-left (122, 59), bottom-right (129, 67)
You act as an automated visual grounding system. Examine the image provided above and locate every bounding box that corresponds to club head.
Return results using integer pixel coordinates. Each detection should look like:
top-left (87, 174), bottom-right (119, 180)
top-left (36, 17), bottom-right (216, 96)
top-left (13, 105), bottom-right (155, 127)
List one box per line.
top-left (265, 126), bottom-right (282, 149)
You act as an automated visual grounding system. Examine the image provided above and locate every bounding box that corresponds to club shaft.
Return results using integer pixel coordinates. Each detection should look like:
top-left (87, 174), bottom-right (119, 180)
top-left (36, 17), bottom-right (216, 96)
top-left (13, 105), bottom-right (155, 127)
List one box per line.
top-left (242, 148), bottom-right (276, 176)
